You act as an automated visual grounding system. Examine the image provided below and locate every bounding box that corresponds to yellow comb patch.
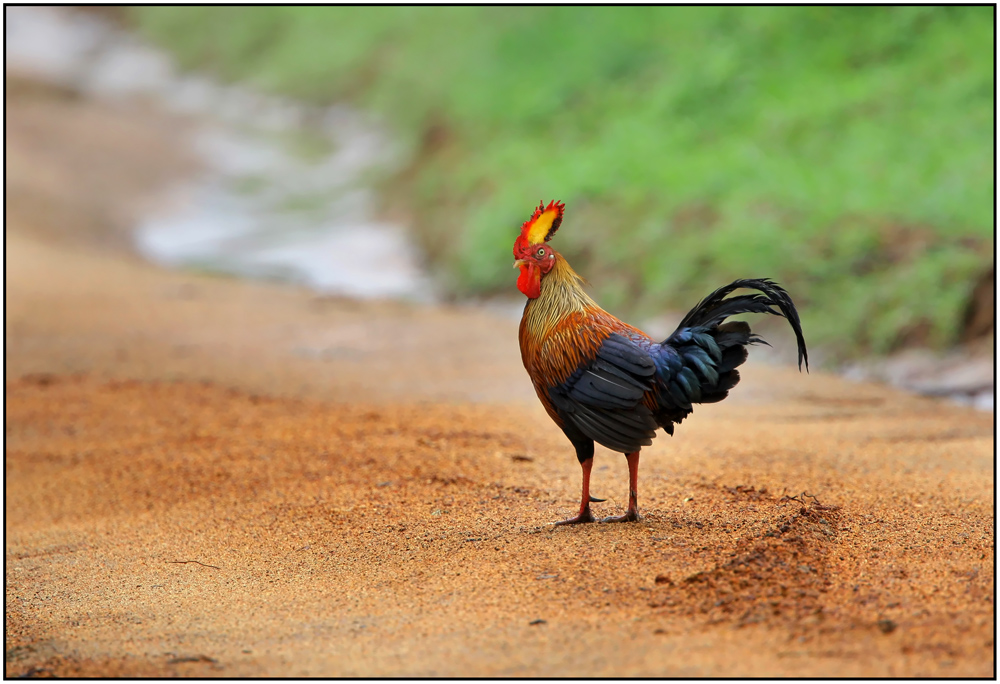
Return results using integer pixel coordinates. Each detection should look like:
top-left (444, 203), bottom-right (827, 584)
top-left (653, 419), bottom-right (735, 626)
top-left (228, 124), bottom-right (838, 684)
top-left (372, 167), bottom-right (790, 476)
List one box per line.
top-left (521, 200), bottom-right (565, 245)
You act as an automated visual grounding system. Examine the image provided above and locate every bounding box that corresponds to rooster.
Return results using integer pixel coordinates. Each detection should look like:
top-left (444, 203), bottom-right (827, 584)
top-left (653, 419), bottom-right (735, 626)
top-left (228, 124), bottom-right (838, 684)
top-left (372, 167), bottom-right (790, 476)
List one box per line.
top-left (514, 200), bottom-right (808, 525)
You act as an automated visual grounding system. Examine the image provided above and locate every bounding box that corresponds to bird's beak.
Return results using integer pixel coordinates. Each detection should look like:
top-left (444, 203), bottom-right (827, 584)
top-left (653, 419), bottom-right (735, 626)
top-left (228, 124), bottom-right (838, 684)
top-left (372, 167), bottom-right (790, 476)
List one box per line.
top-left (513, 259), bottom-right (528, 269)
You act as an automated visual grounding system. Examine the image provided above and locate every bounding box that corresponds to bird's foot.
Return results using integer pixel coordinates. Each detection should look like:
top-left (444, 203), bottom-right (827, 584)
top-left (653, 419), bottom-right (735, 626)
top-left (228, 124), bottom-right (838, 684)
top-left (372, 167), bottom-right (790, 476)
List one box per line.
top-left (600, 509), bottom-right (641, 523)
top-left (552, 508), bottom-right (597, 526)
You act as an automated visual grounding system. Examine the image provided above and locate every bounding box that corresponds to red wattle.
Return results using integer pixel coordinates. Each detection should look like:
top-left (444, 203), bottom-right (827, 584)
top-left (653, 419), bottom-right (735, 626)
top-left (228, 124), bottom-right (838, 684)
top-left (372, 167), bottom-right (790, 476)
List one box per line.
top-left (517, 263), bottom-right (541, 299)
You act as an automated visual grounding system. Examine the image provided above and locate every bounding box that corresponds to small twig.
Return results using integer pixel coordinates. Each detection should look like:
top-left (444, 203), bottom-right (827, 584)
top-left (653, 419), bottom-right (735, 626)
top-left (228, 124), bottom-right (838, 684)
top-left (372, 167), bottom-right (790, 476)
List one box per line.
top-left (778, 490), bottom-right (815, 505)
top-left (777, 490), bottom-right (804, 505)
top-left (167, 560), bottom-right (221, 570)
top-left (168, 655), bottom-right (218, 664)
top-left (776, 490), bottom-right (840, 511)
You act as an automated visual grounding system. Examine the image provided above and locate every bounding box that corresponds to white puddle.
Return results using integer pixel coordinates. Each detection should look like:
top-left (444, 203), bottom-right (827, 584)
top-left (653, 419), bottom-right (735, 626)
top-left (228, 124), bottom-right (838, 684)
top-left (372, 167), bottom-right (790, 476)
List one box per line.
top-left (5, 6), bottom-right (434, 302)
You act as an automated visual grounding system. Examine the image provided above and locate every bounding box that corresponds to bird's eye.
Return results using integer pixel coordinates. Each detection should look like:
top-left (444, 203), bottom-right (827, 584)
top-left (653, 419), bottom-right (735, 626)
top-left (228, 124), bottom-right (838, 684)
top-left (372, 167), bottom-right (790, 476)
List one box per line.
top-left (537, 248), bottom-right (545, 257)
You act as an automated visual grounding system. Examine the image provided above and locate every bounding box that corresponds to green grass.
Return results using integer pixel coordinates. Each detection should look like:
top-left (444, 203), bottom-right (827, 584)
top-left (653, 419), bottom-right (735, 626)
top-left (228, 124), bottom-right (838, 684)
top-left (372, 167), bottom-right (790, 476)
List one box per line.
top-left (133, 6), bottom-right (994, 359)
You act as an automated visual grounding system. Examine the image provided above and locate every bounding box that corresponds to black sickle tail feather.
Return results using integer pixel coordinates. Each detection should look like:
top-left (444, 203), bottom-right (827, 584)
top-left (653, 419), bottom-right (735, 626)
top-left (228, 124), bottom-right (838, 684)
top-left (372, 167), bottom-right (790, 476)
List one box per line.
top-left (675, 278), bottom-right (808, 371)
top-left (650, 279), bottom-right (808, 429)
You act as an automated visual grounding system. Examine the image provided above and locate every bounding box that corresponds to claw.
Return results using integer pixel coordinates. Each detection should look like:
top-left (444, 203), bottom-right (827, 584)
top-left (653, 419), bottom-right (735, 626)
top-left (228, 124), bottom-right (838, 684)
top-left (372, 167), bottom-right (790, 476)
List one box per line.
top-left (600, 510), bottom-right (641, 523)
top-left (588, 495), bottom-right (606, 503)
top-left (553, 510), bottom-right (596, 526)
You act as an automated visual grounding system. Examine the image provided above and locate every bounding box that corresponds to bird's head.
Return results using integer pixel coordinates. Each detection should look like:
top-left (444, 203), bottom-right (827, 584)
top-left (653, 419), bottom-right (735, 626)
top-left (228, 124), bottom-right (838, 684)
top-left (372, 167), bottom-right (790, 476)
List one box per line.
top-left (512, 199), bottom-right (564, 299)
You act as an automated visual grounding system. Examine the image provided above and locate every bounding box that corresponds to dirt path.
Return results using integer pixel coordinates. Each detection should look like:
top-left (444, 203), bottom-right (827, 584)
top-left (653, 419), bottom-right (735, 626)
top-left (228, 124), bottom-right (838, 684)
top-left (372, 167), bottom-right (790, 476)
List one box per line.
top-left (4, 74), bottom-right (995, 677)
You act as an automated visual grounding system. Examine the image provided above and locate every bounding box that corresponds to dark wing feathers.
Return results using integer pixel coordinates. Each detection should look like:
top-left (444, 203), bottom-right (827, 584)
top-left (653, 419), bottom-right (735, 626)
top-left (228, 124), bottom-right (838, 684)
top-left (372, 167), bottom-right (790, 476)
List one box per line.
top-left (591, 357), bottom-right (650, 391)
top-left (549, 333), bottom-right (658, 453)
top-left (569, 370), bottom-right (640, 409)
top-left (571, 404), bottom-right (655, 453)
top-left (596, 335), bottom-right (656, 377)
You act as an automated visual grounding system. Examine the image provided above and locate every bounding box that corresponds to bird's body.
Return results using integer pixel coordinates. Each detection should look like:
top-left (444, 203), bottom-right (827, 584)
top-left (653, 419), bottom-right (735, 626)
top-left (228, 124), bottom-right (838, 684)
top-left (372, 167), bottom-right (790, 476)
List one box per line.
top-left (514, 200), bottom-right (808, 524)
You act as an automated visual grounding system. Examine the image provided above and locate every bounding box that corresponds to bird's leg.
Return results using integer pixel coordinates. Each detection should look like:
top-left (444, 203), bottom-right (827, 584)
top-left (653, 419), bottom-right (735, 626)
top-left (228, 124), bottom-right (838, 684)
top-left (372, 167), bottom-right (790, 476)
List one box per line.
top-left (601, 451), bottom-right (641, 523)
top-left (553, 457), bottom-right (598, 525)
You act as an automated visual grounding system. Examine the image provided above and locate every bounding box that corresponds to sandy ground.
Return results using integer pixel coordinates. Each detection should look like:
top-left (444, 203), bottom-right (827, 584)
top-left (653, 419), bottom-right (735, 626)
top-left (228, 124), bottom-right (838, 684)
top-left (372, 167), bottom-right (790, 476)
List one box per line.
top-left (4, 74), bottom-right (995, 678)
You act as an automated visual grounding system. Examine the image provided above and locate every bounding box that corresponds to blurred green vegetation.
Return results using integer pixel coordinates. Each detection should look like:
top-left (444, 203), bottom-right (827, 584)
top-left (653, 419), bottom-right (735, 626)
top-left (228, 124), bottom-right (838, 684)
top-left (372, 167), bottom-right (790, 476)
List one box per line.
top-left (133, 6), bottom-right (993, 359)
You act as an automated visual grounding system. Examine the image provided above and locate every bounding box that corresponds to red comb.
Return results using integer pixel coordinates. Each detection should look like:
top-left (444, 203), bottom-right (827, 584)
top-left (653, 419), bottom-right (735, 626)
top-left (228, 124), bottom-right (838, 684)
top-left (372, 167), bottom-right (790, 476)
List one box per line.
top-left (519, 200), bottom-right (565, 246)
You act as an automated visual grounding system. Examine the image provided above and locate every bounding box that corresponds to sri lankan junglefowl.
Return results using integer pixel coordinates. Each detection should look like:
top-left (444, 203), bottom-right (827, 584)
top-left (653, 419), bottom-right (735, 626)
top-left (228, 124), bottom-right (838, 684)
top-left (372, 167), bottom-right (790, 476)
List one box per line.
top-left (514, 200), bottom-right (808, 525)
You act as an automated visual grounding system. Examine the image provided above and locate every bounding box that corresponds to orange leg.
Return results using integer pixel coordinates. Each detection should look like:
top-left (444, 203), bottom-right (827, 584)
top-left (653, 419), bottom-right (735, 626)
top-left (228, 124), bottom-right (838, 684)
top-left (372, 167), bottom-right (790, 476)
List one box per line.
top-left (553, 457), bottom-right (598, 525)
top-left (601, 451), bottom-right (641, 523)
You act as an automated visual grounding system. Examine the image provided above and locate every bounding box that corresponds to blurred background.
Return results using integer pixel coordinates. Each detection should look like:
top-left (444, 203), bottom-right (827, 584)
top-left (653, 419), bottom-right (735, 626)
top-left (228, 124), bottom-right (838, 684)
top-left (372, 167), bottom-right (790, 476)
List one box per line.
top-left (6, 6), bottom-right (994, 406)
